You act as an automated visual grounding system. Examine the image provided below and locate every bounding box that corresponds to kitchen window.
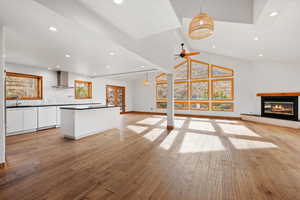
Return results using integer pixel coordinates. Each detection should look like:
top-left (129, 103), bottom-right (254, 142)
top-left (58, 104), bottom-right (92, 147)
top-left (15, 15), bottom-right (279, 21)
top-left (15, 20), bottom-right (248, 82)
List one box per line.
top-left (75, 80), bottom-right (92, 99)
top-left (6, 72), bottom-right (43, 100)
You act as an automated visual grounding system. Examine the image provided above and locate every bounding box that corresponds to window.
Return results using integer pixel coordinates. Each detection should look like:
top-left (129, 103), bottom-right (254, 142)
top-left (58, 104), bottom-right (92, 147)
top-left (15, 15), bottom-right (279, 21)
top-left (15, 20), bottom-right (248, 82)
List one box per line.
top-left (156, 73), bottom-right (167, 83)
top-left (174, 61), bottom-right (188, 80)
top-left (157, 101), bottom-right (167, 109)
top-left (212, 103), bottom-right (234, 112)
top-left (75, 80), bottom-right (92, 99)
top-left (211, 65), bottom-right (234, 78)
top-left (211, 79), bottom-right (234, 101)
top-left (156, 82), bottom-right (168, 100)
top-left (190, 80), bottom-right (209, 100)
top-left (6, 72), bottom-right (43, 100)
top-left (190, 102), bottom-right (209, 111)
top-left (175, 102), bottom-right (189, 110)
top-left (155, 59), bottom-right (234, 111)
top-left (190, 60), bottom-right (209, 80)
top-left (174, 81), bottom-right (188, 100)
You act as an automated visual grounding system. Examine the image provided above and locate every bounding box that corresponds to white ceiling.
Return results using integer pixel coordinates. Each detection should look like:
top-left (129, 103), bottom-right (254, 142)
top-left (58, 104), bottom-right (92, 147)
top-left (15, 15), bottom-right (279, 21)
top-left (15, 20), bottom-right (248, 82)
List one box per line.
top-left (0, 0), bottom-right (299, 77)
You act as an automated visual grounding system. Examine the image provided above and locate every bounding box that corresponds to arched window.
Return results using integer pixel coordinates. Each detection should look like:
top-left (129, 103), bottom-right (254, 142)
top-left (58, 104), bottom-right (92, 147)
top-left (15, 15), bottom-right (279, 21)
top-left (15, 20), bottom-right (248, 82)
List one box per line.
top-left (155, 59), bottom-right (234, 112)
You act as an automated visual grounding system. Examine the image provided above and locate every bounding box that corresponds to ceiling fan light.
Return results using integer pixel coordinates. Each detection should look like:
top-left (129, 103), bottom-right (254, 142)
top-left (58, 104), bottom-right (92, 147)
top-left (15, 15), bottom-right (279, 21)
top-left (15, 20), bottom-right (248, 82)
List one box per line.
top-left (189, 13), bottom-right (214, 40)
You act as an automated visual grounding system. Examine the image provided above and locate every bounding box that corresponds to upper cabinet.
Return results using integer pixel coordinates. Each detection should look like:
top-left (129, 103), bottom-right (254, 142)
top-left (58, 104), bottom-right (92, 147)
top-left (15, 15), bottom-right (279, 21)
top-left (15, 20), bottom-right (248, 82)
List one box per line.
top-left (6, 72), bottom-right (43, 100)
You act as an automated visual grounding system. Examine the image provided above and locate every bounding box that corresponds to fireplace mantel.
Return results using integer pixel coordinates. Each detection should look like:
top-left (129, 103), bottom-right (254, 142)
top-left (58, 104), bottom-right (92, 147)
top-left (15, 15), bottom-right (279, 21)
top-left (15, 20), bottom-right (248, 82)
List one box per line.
top-left (257, 92), bottom-right (300, 97)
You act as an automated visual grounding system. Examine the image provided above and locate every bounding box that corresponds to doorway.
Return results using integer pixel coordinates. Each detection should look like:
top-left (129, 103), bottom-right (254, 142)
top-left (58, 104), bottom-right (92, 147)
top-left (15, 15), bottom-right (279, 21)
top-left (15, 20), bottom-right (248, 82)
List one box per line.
top-left (106, 85), bottom-right (126, 112)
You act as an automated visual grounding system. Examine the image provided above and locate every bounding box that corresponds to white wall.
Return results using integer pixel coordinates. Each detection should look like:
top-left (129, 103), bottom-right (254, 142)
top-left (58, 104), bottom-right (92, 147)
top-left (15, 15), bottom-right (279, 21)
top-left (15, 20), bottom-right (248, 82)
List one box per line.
top-left (131, 53), bottom-right (300, 118)
top-left (5, 63), bottom-right (133, 111)
top-left (0, 26), bottom-right (5, 164)
top-left (250, 61), bottom-right (300, 119)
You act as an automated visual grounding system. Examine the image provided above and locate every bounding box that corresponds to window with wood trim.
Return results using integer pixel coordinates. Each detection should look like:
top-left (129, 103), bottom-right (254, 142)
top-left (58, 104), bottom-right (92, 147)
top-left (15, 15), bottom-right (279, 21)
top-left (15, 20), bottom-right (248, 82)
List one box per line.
top-left (175, 102), bottom-right (189, 110)
top-left (190, 80), bottom-right (209, 100)
top-left (156, 82), bottom-right (168, 100)
top-left (212, 103), bottom-right (234, 112)
top-left (156, 73), bottom-right (167, 83)
top-left (190, 60), bottom-right (209, 80)
top-left (75, 80), bottom-right (92, 99)
top-left (174, 61), bottom-right (188, 81)
top-left (156, 101), bottom-right (167, 109)
top-left (174, 81), bottom-right (189, 100)
top-left (211, 79), bottom-right (234, 101)
top-left (190, 102), bottom-right (209, 111)
top-left (211, 65), bottom-right (234, 78)
top-left (155, 59), bottom-right (235, 111)
top-left (6, 72), bottom-right (43, 100)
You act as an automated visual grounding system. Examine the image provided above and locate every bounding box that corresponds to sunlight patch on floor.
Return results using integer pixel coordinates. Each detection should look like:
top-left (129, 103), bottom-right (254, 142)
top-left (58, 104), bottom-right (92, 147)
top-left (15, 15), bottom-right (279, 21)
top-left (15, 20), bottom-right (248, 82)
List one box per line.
top-left (136, 117), bottom-right (163, 125)
top-left (190, 118), bottom-right (211, 121)
top-left (159, 130), bottom-right (179, 150)
top-left (127, 125), bottom-right (148, 134)
top-left (215, 119), bottom-right (239, 124)
top-left (219, 124), bottom-right (261, 137)
top-left (188, 121), bottom-right (216, 132)
top-left (143, 128), bottom-right (165, 142)
top-left (179, 132), bottom-right (224, 153)
top-left (229, 138), bottom-right (278, 150)
top-left (160, 119), bottom-right (185, 128)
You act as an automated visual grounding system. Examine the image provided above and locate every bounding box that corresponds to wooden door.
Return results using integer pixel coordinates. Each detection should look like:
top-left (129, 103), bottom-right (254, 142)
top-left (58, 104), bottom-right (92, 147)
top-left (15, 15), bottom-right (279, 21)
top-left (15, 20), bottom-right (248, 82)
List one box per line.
top-left (106, 85), bottom-right (126, 112)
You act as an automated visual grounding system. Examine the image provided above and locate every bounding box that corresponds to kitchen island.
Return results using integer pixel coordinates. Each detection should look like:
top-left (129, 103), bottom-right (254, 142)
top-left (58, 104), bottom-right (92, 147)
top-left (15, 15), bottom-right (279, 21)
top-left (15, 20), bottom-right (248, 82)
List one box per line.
top-left (60, 105), bottom-right (121, 140)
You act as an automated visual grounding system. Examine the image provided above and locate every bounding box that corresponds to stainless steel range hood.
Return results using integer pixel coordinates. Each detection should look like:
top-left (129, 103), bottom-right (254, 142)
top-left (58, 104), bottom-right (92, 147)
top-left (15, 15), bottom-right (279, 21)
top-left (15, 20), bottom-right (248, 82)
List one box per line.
top-left (52, 71), bottom-right (74, 88)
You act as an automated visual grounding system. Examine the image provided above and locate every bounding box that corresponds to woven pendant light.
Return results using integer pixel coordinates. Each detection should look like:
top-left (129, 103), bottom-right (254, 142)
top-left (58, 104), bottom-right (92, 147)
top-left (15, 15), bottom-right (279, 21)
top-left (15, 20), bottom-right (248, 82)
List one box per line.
top-left (188, 0), bottom-right (214, 40)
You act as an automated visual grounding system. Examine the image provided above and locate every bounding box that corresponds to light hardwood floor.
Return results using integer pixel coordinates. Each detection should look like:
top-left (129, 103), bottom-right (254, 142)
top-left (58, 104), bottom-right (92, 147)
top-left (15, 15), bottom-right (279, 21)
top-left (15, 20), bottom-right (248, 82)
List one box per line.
top-left (1, 114), bottom-right (300, 200)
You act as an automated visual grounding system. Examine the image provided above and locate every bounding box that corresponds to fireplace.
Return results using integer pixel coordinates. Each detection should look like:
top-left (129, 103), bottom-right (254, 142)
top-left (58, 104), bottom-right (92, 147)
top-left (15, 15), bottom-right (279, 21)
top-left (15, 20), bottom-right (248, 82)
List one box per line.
top-left (261, 96), bottom-right (298, 121)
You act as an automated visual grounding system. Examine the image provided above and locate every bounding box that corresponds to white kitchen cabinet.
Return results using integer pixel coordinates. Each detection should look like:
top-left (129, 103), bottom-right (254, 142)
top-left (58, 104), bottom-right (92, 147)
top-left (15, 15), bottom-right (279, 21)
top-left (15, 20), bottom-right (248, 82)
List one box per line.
top-left (6, 107), bottom-right (38, 135)
top-left (38, 107), bottom-right (57, 129)
top-left (23, 108), bottom-right (38, 130)
top-left (56, 106), bottom-right (61, 127)
top-left (6, 109), bottom-right (23, 134)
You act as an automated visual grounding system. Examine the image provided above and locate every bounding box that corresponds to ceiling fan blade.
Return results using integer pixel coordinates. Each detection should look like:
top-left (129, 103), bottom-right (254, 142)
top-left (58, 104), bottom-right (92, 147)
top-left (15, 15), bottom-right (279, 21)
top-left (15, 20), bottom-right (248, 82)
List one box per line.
top-left (185, 52), bottom-right (200, 57)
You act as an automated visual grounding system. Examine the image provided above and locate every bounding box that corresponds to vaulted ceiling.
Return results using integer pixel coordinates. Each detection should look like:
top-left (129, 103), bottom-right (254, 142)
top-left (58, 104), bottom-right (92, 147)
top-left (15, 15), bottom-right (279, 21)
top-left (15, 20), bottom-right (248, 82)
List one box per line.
top-left (0, 0), bottom-right (299, 77)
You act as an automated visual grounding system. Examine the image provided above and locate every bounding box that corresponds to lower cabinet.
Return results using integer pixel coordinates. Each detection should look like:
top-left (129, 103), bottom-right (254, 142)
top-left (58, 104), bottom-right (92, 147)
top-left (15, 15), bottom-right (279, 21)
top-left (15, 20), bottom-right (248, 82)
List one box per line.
top-left (6, 109), bottom-right (23, 134)
top-left (38, 107), bottom-right (57, 129)
top-left (6, 108), bottom-right (38, 136)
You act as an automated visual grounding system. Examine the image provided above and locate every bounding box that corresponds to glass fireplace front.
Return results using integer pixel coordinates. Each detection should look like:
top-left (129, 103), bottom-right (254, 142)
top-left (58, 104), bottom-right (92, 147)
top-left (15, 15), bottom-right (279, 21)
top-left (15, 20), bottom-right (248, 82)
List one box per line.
top-left (261, 96), bottom-right (298, 121)
top-left (264, 102), bottom-right (294, 116)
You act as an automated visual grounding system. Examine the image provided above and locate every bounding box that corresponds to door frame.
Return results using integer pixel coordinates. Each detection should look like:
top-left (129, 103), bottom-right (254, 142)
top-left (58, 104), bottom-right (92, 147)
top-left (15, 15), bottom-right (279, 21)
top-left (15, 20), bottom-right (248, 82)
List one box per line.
top-left (106, 85), bottom-right (126, 112)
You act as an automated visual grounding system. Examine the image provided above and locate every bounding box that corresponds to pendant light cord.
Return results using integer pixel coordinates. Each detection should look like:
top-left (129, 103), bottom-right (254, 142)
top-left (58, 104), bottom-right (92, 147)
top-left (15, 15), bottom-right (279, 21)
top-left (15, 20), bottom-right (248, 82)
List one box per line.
top-left (200, 0), bottom-right (205, 14)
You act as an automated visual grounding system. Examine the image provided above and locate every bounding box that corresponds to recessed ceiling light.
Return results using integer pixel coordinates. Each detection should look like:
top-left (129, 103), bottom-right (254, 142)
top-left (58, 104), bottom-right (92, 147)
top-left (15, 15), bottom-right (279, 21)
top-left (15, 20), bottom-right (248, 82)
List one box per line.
top-left (109, 52), bottom-right (115, 56)
top-left (48, 67), bottom-right (52, 70)
top-left (106, 65), bottom-right (111, 69)
top-left (269, 11), bottom-right (279, 17)
top-left (212, 45), bottom-right (216, 49)
top-left (113, 0), bottom-right (123, 5)
top-left (141, 65), bottom-right (145, 68)
top-left (65, 54), bottom-right (71, 58)
top-left (48, 26), bottom-right (57, 32)
top-left (259, 54), bottom-right (263, 57)
top-left (254, 37), bottom-right (259, 41)
top-left (56, 65), bottom-right (60, 69)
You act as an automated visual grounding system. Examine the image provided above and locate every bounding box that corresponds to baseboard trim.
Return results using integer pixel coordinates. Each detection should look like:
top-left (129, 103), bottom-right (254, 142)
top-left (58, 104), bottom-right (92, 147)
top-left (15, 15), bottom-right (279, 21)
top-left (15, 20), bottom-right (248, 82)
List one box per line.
top-left (125, 111), bottom-right (241, 120)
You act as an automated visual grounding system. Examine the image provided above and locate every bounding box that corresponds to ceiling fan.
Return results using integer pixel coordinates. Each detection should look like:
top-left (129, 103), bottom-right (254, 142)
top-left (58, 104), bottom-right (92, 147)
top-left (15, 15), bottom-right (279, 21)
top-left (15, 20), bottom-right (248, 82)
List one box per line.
top-left (175, 43), bottom-right (200, 60)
